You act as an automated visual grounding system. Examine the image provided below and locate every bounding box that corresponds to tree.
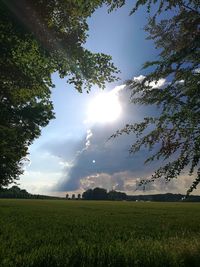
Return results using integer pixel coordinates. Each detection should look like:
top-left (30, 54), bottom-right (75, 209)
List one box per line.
top-left (111, 0), bottom-right (200, 195)
top-left (0, 185), bottom-right (30, 198)
top-left (82, 189), bottom-right (93, 200)
top-left (0, 0), bottom-right (119, 187)
top-left (82, 188), bottom-right (107, 200)
top-left (107, 190), bottom-right (127, 200)
top-left (93, 187), bottom-right (107, 200)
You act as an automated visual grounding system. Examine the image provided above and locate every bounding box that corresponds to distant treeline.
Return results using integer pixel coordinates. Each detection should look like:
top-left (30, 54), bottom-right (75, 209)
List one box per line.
top-left (0, 186), bottom-right (62, 199)
top-left (1, 186), bottom-right (200, 202)
top-left (81, 188), bottom-right (200, 202)
top-left (127, 193), bottom-right (200, 202)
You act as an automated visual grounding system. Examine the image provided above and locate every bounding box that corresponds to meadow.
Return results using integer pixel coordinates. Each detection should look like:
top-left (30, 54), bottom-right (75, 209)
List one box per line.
top-left (0, 199), bottom-right (200, 267)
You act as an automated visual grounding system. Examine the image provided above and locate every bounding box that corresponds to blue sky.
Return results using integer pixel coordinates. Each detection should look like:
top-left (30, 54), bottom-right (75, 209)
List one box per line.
top-left (20, 2), bottom-right (193, 196)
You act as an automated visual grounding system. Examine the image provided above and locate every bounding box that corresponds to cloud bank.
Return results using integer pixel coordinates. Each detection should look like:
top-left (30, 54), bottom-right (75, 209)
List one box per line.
top-left (40, 76), bottom-right (195, 195)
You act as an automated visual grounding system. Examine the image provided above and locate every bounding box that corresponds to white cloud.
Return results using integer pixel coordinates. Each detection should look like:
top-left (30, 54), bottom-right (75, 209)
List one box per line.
top-left (85, 129), bottom-right (93, 149)
top-left (133, 75), bottom-right (145, 83)
top-left (194, 68), bottom-right (200, 74)
top-left (111, 84), bottom-right (126, 94)
top-left (148, 78), bottom-right (166, 88)
top-left (20, 170), bottom-right (62, 195)
top-left (78, 171), bottom-right (200, 195)
top-left (58, 160), bottom-right (73, 169)
top-left (133, 74), bottom-right (166, 89)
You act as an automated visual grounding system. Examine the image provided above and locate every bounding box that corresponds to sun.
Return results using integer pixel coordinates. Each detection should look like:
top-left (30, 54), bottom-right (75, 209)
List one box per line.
top-left (87, 91), bottom-right (122, 124)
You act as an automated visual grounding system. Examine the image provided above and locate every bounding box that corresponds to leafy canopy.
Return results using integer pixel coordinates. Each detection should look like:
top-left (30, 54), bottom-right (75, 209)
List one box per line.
top-left (111, 0), bottom-right (200, 194)
top-left (0, 0), bottom-right (119, 187)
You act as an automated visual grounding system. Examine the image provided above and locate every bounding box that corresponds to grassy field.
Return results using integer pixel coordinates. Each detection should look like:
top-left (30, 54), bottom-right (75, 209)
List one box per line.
top-left (0, 200), bottom-right (200, 267)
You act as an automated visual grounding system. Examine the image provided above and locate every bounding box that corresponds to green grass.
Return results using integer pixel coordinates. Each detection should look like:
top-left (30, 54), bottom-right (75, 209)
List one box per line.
top-left (0, 200), bottom-right (200, 267)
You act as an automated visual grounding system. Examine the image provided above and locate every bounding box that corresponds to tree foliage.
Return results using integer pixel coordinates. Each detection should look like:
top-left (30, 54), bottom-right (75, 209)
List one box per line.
top-left (0, 0), bottom-right (119, 187)
top-left (82, 187), bottom-right (127, 200)
top-left (0, 185), bottom-right (61, 199)
top-left (111, 0), bottom-right (200, 194)
top-left (82, 187), bottom-right (108, 200)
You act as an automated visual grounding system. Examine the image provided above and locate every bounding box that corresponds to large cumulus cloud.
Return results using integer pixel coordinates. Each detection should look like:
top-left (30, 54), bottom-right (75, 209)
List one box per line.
top-left (47, 77), bottom-right (194, 194)
top-left (53, 82), bottom-right (164, 192)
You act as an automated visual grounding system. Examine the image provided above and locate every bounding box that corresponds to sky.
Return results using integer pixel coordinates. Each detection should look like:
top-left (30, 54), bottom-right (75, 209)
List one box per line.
top-left (19, 2), bottom-right (196, 196)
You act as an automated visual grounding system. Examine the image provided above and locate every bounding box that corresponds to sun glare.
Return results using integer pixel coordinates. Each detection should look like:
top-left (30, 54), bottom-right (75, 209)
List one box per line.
top-left (87, 92), bottom-right (122, 124)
